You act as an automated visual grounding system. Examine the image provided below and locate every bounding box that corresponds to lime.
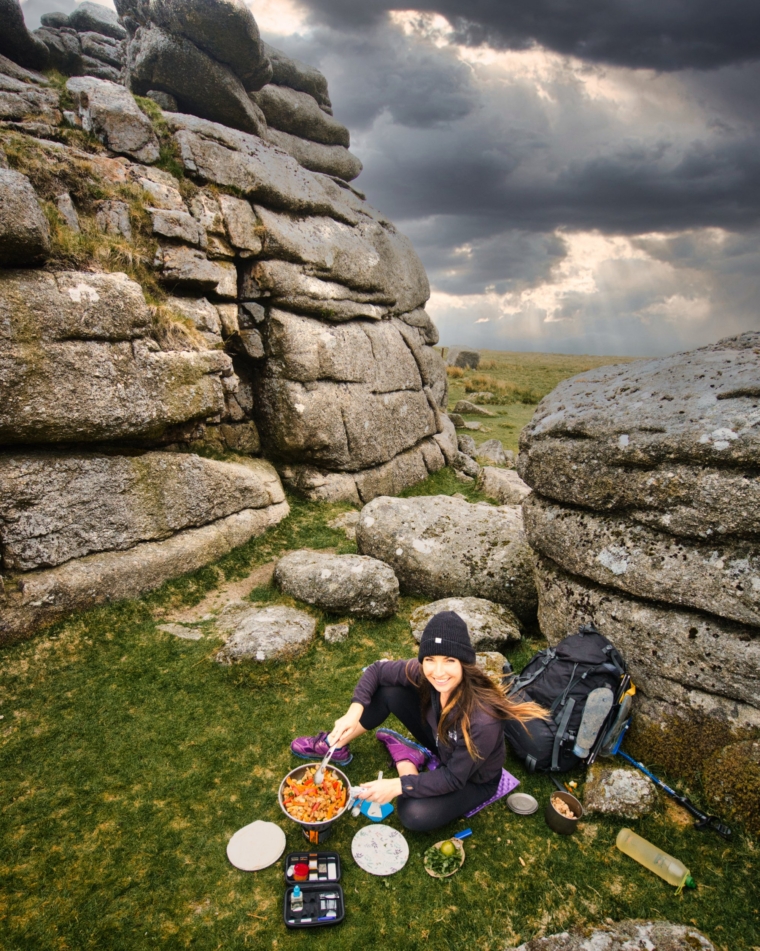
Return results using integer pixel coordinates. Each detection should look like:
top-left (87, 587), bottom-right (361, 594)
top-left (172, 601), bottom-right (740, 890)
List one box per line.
top-left (439, 840), bottom-right (457, 857)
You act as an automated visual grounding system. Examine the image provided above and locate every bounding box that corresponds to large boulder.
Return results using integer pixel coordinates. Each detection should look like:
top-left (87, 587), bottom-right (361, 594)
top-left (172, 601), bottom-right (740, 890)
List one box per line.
top-left (1, 503), bottom-right (289, 644)
top-left (0, 453), bottom-right (284, 570)
top-left (68, 1), bottom-right (127, 40)
top-left (274, 550), bottom-right (399, 618)
top-left (214, 603), bottom-right (316, 664)
top-left (66, 76), bottom-right (159, 162)
top-left (0, 169), bottom-right (50, 266)
top-left (0, 0), bottom-right (49, 70)
top-left (356, 495), bottom-right (537, 621)
top-left (523, 494), bottom-right (760, 627)
top-left (250, 84), bottom-right (349, 147)
top-left (118, 0), bottom-right (271, 91)
top-left (409, 597), bottom-right (522, 649)
top-left (126, 24), bottom-right (268, 136)
top-left (505, 921), bottom-right (714, 951)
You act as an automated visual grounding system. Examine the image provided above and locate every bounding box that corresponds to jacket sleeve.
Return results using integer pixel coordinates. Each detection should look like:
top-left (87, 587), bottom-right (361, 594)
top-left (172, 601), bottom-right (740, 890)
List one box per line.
top-left (398, 716), bottom-right (504, 799)
top-left (351, 659), bottom-right (420, 708)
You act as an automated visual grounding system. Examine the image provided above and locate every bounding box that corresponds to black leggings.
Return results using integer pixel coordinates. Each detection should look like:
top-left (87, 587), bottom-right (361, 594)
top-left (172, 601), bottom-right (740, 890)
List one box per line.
top-left (359, 684), bottom-right (500, 833)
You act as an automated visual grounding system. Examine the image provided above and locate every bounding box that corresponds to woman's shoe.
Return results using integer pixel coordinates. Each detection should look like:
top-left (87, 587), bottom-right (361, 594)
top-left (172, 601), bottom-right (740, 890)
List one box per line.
top-left (376, 728), bottom-right (438, 770)
top-left (290, 731), bottom-right (353, 766)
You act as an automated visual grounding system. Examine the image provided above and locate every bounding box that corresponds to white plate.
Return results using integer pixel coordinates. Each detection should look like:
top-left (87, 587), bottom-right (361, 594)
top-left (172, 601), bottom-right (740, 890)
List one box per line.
top-left (226, 820), bottom-right (286, 871)
top-left (506, 793), bottom-right (539, 815)
top-left (352, 825), bottom-right (409, 876)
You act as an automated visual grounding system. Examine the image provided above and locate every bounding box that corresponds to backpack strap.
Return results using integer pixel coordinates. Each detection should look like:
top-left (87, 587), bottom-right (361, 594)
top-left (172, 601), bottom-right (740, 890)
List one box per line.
top-left (525, 754), bottom-right (537, 773)
top-left (551, 697), bottom-right (575, 771)
top-left (507, 648), bottom-right (556, 695)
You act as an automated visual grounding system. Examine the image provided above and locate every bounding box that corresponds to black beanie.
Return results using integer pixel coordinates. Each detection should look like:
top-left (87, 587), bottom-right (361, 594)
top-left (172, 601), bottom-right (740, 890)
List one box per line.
top-left (418, 611), bottom-right (475, 665)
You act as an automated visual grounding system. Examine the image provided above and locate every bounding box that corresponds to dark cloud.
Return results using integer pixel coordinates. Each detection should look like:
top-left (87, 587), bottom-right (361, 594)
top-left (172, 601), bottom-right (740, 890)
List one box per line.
top-left (297, 0), bottom-right (760, 71)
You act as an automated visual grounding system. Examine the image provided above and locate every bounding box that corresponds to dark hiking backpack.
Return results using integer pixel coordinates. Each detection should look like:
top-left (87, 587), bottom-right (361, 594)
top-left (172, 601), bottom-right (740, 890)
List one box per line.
top-left (502, 624), bottom-right (629, 773)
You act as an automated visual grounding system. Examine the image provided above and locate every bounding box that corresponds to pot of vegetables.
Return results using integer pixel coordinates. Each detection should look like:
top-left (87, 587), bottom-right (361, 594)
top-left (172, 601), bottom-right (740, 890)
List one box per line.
top-left (278, 763), bottom-right (351, 844)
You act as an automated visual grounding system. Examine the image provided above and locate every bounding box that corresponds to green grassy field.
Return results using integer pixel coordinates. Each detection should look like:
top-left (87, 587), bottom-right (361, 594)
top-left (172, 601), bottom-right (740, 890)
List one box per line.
top-left (443, 349), bottom-right (641, 452)
top-left (1, 476), bottom-right (757, 951)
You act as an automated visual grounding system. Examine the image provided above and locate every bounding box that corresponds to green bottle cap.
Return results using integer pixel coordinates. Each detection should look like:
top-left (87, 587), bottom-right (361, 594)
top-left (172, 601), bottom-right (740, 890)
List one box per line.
top-left (685, 875), bottom-right (696, 889)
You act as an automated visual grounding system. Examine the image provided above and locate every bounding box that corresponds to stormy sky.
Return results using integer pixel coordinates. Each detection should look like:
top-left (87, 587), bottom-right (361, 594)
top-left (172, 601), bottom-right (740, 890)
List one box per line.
top-left (22, 0), bottom-right (760, 356)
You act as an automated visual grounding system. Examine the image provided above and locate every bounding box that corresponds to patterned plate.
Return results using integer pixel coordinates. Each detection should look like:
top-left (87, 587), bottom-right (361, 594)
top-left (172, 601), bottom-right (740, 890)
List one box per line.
top-left (351, 824), bottom-right (409, 876)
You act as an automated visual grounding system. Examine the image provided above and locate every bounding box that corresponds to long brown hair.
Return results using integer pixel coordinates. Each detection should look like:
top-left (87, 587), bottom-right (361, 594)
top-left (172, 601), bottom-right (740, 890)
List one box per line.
top-left (407, 660), bottom-right (548, 761)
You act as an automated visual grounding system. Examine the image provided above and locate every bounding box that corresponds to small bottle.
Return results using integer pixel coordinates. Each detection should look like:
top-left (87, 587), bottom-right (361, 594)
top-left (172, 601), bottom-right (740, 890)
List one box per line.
top-left (290, 885), bottom-right (303, 913)
top-left (616, 828), bottom-right (696, 892)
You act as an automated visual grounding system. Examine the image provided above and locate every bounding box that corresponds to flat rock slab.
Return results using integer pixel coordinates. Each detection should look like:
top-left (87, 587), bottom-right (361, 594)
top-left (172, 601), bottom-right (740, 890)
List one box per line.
top-left (356, 495), bottom-right (537, 621)
top-left (214, 603), bottom-right (316, 664)
top-left (477, 467), bottom-right (531, 505)
top-left (582, 763), bottom-right (657, 819)
top-left (524, 494), bottom-right (760, 628)
top-left (274, 550), bottom-right (399, 618)
top-left (158, 622), bottom-right (202, 641)
top-left (519, 332), bottom-right (760, 483)
top-left (506, 921), bottom-right (714, 951)
top-left (453, 399), bottom-right (495, 417)
top-left (534, 553), bottom-right (760, 715)
top-left (410, 597), bottom-right (521, 649)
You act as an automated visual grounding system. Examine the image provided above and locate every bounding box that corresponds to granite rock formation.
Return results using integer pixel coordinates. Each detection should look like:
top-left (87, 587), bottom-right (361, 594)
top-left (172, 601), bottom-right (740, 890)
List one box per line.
top-left (518, 335), bottom-right (760, 809)
top-left (356, 495), bottom-right (537, 621)
top-left (0, 1), bottom-right (446, 641)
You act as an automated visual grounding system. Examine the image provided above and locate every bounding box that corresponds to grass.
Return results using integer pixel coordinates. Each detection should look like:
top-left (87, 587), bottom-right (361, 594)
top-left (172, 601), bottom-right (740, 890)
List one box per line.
top-left (1, 483), bottom-right (758, 951)
top-left (444, 349), bottom-right (641, 453)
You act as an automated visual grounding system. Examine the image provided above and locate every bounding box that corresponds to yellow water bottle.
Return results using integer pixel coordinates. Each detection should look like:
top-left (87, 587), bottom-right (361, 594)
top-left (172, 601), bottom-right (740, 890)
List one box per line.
top-left (616, 828), bottom-right (696, 893)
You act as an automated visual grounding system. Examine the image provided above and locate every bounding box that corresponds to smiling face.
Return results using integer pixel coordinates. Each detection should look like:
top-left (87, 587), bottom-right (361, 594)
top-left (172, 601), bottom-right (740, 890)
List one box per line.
top-left (422, 655), bottom-right (464, 702)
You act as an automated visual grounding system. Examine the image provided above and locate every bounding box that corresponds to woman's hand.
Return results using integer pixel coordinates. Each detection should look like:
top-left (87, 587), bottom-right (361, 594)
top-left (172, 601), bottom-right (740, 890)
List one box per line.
top-left (327, 702), bottom-right (364, 747)
top-left (356, 777), bottom-right (402, 805)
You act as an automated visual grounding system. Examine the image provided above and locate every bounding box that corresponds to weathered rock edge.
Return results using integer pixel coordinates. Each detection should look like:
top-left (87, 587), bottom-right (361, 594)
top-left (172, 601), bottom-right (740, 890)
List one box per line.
top-left (505, 919), bottom-right (714, 951)
top-left (0, 502), bottom-right (289, 644)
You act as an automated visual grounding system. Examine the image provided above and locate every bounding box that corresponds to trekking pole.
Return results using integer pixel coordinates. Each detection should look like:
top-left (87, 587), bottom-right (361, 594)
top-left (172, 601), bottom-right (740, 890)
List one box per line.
top-left (611, 720), bottom-right (732, 841)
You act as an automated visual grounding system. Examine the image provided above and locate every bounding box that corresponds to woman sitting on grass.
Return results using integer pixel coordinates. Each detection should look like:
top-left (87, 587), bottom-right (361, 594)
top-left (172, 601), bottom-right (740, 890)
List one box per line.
top-left (291, 612), bottom-right (546, 832)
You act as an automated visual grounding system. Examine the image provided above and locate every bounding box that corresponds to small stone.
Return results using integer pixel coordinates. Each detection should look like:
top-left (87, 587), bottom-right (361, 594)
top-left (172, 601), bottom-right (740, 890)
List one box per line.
top-left (410, 597), bottom-right (522, 649)
top-left (452, 451), bottom-right (480, 479)
top-left (328, 510), bottom-right (361, 540)
top-left (457, 434), bottom-right (477, 457)
top-left (214, 603), bottom-right (316, 664)
top-left (453, 399), bottom-right (495, 417)
top-left (324, 622), bottom-right (349, 644)
top-left (55, 192), bottom-right (80, 232)
top-left (448, 413), bottom-right (465, 429)
top-left (463, 421), bottom-right (482, 431)
top-left (504, 921), bottom-right (715, 951)
top-left (475, 438), bottom-right (506, 466)
top-left (146, 90), bottom-right (178, 111)
top-left (446, 346), bottom-right (480, 369)
top-left (158, 623), bottom-right (202, 641)
top-left (148, 208), bottom-right (206, 246)
top-left (583, 763), bottom-right (657, 819)
top-left (455, 471), bottom-right (474, 483)
top-left (477, 467), bottom-right (532, 505)
top-left (95, 199), bottom-right (131, 240)
top-left (0, 168), bottom-right (50, 265)
top-left (476, 650), bottom-right (508, 683)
